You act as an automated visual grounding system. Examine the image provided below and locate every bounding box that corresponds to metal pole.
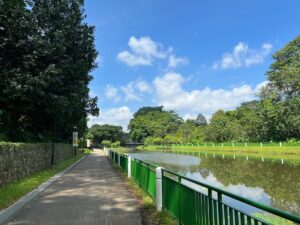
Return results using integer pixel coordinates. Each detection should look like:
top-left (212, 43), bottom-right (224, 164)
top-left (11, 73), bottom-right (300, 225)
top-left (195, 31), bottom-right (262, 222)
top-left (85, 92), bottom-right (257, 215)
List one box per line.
top-left (156, 167), bottom-right (163, 211)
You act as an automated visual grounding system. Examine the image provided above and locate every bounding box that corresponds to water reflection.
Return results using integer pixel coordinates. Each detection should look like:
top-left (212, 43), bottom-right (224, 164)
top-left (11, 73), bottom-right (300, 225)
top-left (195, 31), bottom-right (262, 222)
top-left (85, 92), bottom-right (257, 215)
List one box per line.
top-left (130, 152), bottom-right (300, 214)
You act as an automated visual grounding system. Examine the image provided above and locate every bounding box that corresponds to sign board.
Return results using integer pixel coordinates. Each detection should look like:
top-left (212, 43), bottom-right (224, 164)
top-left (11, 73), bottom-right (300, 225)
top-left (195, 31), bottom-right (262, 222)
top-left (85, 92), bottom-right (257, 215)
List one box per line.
top-left (87, 139), bottom-right (91, 148)
top-left (73, 132), bottom-right (78, 147)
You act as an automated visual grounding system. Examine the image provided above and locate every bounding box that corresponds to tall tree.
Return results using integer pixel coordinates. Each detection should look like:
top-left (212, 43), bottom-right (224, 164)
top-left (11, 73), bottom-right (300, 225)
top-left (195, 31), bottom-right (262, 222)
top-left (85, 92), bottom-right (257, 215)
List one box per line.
top-left (128, 106), bottom-right (183, 142)
top-left (0, 0), bottom-right (39, 141)
top-left (195, 113), bottom-right (207, 126)
top-left (87, 124), bottom-right (124, 146)
top-left (267, 35), bottom-right (300, 99)
top-left (0, 0), bottom-right (99, 142)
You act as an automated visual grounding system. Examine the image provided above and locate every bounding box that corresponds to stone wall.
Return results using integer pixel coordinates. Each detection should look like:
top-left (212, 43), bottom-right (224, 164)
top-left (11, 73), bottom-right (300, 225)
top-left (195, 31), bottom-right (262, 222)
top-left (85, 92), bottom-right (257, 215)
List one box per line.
top-left (0, 142), bottom-right (75, 187)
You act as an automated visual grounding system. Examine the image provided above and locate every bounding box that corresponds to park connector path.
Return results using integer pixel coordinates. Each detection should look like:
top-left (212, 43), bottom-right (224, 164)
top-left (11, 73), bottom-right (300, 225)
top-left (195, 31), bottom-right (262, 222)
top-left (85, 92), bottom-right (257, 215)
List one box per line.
top-left (4, 150), bottom-right (142, 225)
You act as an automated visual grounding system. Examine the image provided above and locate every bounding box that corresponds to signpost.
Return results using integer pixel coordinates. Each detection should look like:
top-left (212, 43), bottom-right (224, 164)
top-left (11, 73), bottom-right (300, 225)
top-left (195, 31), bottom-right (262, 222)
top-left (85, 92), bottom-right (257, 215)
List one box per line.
top-left (73, 127), bottom-right (78, 157)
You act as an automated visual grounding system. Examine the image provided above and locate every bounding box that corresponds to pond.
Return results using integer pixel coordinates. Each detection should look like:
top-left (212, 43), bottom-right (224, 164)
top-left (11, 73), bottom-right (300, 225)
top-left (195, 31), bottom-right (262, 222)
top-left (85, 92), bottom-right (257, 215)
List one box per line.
top-left (129, 151), bottom-right (300, 216)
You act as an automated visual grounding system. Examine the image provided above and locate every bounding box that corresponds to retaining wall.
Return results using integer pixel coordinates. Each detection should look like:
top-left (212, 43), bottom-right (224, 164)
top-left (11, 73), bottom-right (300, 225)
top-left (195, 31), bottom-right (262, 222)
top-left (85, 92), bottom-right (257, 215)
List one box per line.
top-left (0, 142), bottom-right (74, 187)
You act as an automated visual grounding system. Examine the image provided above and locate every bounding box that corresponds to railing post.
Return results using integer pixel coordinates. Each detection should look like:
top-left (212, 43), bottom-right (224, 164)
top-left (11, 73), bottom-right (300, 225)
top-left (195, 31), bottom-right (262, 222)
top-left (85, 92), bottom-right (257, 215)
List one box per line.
top-left (118, 153), bottom-right (121, 167)
top-left (128, 156), bottom-right (132, 178)
top-left (208, 189), bottom-right (213, 224)
top-left (156, 167), bottom-right (163, 212)
top-left (218, 192), bottom-right (223, 225)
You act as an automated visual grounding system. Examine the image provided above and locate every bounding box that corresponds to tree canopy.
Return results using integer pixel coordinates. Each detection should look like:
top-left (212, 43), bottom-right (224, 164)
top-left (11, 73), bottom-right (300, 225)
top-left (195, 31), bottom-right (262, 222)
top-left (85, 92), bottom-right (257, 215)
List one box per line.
top-left (87, 124), bottom-right (124, 146)
top-left (128, 106), bottom-right (183, 142)
top-left (0, 0), bottom-right (99, 142)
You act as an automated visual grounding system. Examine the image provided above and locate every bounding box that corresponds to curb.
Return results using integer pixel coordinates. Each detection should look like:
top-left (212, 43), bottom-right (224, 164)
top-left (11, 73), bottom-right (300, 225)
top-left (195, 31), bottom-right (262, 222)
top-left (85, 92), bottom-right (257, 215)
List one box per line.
top-left (0, 155), bottom-right (88, 225)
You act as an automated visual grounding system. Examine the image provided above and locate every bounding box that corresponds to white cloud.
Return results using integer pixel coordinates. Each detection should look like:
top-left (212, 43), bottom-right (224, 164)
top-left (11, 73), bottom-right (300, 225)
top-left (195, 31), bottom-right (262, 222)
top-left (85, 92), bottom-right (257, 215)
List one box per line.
top-left (121, 80), bottom-right (151, 102)
top-left (121, 83), bottom-right (141, 102)
top-left (153, 72), bottom-right (265, 119)
top-left (117, 36), bottom-right (166, 66)
top-left (213, 42), bottom-right (272, 69)
top-left (117, 36), bottom-right (188, 68)
top-left (136, 80), bottom-right (152, 93)
top-left (182, 113), bottom-right (197, 121)
top-left (105, 84), bottom-right (120, 102)
top-left (255, 80), bottom-right (269, 94)
top-left (168, 55), bottom-right (189, 68)
top-left (88, 106), bottom-right (133, 131)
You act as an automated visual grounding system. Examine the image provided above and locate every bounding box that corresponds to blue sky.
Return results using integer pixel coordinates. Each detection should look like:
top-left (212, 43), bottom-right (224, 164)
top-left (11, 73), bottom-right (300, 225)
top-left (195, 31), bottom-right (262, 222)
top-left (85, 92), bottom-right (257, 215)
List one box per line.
top-left (84, 0), bottom-right (300, 130)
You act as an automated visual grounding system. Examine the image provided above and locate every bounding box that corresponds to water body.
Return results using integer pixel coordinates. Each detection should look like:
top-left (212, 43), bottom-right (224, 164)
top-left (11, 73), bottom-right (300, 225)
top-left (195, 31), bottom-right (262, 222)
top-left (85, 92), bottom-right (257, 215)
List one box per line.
top-left (129, 151), bottom-right (300, 216)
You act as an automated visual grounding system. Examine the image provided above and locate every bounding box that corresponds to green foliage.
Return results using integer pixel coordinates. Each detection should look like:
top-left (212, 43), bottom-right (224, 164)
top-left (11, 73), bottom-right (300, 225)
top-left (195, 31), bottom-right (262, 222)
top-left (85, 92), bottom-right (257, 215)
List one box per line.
top-left (253, 213), bottom-right (295, 225)
top-left (203, 110), bottom-right (239, 142)
top-left (111, 141), bottom-right (121, 148)
top-left (195, 113), bottom-right (207, 126)
top-left (128, 106), bottom-right (183, 142)
top-left (88, 124), bottom-right (124, 146)
top-left (257, 97), bottom-right (300, 141)
top-left (0, 0), bottom-right (99, 142)
top-left (267, 35), bottom-right (300, 99)
top-left (101, 140), bottom-right (111, 147)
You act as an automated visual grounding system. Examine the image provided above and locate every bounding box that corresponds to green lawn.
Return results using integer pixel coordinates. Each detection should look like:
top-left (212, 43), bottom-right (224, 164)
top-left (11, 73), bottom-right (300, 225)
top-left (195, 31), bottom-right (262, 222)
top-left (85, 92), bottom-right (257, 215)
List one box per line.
top-left (137, 145), bottom-right (300, 163)
top-left (0, 150), bottom-right (90, 210)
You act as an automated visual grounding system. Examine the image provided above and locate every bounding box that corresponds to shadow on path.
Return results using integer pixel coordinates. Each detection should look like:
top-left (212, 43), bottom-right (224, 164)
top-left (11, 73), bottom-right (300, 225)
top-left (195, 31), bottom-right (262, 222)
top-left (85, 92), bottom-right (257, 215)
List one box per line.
top-left (5, 150), bottom-right (141, 225)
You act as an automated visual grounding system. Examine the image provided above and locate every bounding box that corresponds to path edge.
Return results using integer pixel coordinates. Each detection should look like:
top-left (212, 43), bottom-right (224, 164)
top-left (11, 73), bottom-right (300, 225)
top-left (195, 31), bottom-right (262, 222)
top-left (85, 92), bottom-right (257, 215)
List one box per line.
top-left (0, 155), bottom-right (88, 225)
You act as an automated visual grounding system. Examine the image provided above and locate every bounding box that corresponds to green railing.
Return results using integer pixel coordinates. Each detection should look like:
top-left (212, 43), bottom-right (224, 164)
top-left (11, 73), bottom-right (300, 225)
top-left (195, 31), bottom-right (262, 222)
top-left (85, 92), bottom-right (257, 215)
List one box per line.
top-left (119, 154), bottom-right (128, 173)
top-left (131, 158), bottom-right (156, 198)
top-left (107, 149), bottom-right (300, 225)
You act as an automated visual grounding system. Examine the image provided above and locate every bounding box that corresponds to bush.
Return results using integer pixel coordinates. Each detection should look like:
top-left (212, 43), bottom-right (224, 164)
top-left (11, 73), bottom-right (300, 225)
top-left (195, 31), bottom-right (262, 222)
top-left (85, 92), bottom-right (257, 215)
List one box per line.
top-left (101, 140), bottom-right (111, 147)
top-left (111, 141), bottom-right (120, 148)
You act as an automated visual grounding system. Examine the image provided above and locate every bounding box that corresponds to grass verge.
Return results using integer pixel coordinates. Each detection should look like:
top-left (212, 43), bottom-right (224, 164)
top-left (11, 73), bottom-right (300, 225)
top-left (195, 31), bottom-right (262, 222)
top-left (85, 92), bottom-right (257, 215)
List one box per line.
top-left (0, 149), bottom-right (90, 211)
top-left (138, 145), bottom-right (300, 163)
top-left (112, 164), bottom-right (178, 225)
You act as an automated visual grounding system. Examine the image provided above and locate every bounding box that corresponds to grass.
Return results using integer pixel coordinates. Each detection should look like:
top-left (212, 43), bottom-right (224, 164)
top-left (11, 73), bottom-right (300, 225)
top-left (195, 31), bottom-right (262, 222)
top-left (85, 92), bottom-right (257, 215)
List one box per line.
top-left (0, 149), bottom-right (90, 210)
top-left (112, 164), bottom-right (178, 225)
top-left (108, 147), bottom-right (131, 153)
top-left (138, 145), bottom-right (300, 163)
top-left (253, 213), bottom-right (295, 225)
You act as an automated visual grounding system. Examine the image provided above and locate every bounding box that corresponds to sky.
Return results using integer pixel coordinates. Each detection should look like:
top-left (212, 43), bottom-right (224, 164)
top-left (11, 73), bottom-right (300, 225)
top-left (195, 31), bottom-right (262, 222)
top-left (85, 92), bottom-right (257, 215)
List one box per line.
top-left (84, 0), bottom-right (300, 131)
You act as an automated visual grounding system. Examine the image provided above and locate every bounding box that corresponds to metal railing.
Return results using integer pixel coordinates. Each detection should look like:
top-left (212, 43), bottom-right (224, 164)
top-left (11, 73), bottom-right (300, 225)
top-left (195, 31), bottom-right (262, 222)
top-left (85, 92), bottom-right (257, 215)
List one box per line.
top-left (107, 149), bottom-right (300, 225)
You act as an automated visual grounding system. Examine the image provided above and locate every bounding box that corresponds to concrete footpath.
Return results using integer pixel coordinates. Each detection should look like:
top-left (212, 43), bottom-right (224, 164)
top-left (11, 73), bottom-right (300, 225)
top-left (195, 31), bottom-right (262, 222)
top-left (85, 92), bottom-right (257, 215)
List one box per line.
top-left (3, 150), bottom-right (142, 225)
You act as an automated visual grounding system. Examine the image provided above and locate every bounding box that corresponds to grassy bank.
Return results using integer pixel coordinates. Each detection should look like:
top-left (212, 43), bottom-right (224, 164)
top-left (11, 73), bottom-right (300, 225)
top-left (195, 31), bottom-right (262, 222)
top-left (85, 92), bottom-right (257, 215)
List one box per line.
top-left (112, 164), bottom-right (177, 225)
top-left (0, 150), bottom-right (90, 210)
top-left (137, 145), bottom-right (300, 163)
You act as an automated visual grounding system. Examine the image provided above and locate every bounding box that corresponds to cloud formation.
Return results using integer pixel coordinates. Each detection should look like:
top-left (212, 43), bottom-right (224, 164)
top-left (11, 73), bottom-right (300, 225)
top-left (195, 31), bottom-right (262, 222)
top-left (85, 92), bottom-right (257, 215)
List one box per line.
top-left (153, 72), bottom-right (264, 118)
top-left (213, 42), bottom-right (272, 69)
top-left (104, 80), bottom-right (152, 102)
top-left (88, 106), bottom-right (133, 131)
top-left (117, 36), bottom-right (166, 66)
top-left (105, 84), bottom-right (120, 102)
top-left (168, 55), bottom-right (189, 68)
top-left (117, 36), bottom-right (188, 68)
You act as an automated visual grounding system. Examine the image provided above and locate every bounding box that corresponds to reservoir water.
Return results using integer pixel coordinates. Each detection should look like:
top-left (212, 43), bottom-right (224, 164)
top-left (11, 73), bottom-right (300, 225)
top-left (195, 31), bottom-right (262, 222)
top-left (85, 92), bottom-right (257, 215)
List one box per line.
top-left (129, 151), bottom-right (300, 216)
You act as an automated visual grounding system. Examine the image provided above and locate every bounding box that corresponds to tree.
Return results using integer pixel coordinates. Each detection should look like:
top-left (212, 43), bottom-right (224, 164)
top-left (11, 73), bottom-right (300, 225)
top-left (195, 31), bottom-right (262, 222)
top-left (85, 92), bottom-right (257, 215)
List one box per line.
top-left (256, 35), bottom-right (300, 141)
top-left (176, 120), bottom-right (197, 143)
top-left (257, 97), bottom-right (300, 141)
top-left (204, 110), bottom-right (240, 142)
top-left (128, 106), bottom-right (183, 142)
top-left (0, 0), bottom-right (40, 141)
top-left (234, 101), bottom-right (260, 141)
top-left (0, 0), bottom-right (99, 142)
top-left (87, 124), bottom-right (124, 146)
top-left (267, 35), bottom-right (300, 99)
top-left (195, 113), bottom-right (207, 126)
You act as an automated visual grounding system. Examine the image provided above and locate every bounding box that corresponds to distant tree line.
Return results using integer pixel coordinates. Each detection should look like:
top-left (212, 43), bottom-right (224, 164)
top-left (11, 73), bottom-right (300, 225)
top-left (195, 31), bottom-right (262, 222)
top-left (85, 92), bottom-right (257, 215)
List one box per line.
top-left (86, 124), bottom-right (126, 147)
top-left (129, 36), bottom-right (300, 144)
top-left (0, 0), bottom-right (99, 142)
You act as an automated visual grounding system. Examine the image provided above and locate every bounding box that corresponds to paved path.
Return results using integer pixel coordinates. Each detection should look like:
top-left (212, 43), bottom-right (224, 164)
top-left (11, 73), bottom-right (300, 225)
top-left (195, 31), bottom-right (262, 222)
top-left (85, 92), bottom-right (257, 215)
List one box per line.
top-left (5, 150), bottom-right (142, 225)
